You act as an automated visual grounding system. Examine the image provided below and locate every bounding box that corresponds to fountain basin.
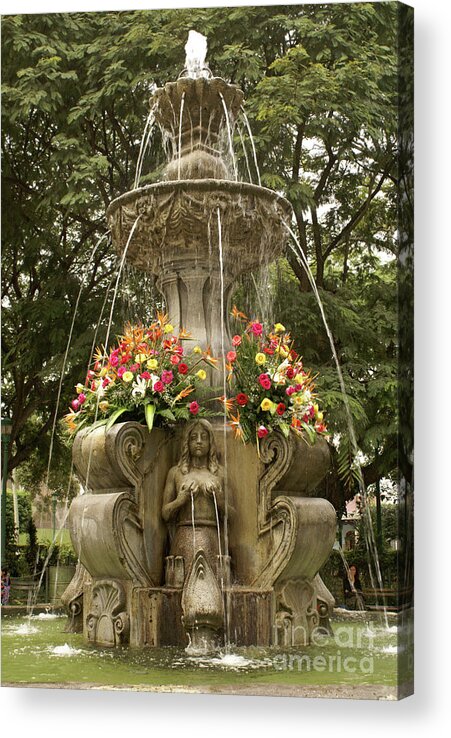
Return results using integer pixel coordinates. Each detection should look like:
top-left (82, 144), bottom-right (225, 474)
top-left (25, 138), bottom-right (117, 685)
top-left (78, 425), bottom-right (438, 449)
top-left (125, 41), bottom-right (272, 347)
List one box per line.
top-left (107, 179), bottom-right (292, 276)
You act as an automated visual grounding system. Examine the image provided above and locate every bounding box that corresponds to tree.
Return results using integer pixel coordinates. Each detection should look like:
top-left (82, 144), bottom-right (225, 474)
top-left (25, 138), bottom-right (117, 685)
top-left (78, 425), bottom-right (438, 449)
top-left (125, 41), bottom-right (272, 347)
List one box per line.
top-left (1, 6), bottom-right (405, 513)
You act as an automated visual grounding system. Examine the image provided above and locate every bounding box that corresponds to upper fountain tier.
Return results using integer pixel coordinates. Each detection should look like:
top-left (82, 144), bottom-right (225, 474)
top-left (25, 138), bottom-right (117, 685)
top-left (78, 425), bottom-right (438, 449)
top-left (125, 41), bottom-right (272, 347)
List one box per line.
top-left (153, 76), bottom-right (244, 181)
top-left (106, 33), bottom-right (291, 348)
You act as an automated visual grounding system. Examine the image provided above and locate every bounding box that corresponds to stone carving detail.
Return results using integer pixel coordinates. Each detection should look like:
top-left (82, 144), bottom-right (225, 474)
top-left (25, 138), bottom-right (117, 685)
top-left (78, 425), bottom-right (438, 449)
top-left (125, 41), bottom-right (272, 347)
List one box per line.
top-left (86, 579), bottom-right (129, 647)
top-left (107, 181), bottom-right (291, 278)
top-left (72, 421), bottom-right (146, 491)
top-left (61, 562), bottom-right (92, 634)
top-left (181, 549), bottom-right (224, 654)
top-left (162, 419), bottom-right (229, 583)
top-left (275, 579), bottom-right (319, 647)
top-left (252, 432), bottom-right (297, 588)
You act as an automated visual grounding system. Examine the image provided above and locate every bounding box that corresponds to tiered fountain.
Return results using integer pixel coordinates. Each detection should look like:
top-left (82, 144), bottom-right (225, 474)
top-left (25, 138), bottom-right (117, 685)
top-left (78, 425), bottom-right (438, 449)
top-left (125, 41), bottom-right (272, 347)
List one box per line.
top-left (62, 32), bottom-right (336, 653)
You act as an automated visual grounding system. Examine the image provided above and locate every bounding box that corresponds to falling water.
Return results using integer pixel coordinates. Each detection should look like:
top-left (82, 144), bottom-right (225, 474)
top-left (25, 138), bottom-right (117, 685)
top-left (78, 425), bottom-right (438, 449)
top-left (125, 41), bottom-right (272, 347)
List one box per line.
top-left (240, 107), bottom-right (261, 186)
top-left (44, 233), bottom-right (111, 497)
top-left (283, 219), bottom-right (388, 626)
top-left (133, 107), bottom-right (156, 189)
top-left (190, 489), bottom-right (197, 552)
top-left (177, 92), bottom-right (186, 180)
top-left (236, 122), bottom-right (253, 183)
top-left (219, 92), bottom-right (238, 181)
top-left (216, 207), bottom-right (232, 650)
top-left (84, 215), bottom-right (142, 491)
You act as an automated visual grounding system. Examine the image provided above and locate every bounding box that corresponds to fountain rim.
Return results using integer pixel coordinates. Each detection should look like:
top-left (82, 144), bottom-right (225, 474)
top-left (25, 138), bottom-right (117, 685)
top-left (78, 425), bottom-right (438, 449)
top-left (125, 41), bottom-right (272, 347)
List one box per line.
top-left (106, 179), bottom-right (292, 220)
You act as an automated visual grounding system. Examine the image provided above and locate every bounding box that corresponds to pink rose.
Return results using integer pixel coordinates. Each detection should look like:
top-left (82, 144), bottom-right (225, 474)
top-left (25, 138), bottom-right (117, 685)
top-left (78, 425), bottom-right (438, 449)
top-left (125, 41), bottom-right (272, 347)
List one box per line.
top-left (154, 381), bottom-right (164, 393)
top-left (109, 354), bottom-right (119, 367)
top-left (129, 363), bottom-right (139, 372)
top-left (71, 399), bottom-right (80, 411)
top-left (232, 335), bottom-right (242, 347)
top-left (117, 366), bottom-right (126, 378)
top-left (140, 371), bottom-right (151, 380)
top-left (170, 354), bottom-right (180, 365)
top-left (286, 386), bottom-right (296, 396)
top-left (251, 322), bottom-right (263, 336)
top-left (226, 350), bottom-right (237, 363)
top-left (161, 370), bottom-right (174, 385)
top-left (257, 425), bottom-right (269, 438)
top-left (78, 393), bottom-right (86, 405)
top-left (258, 373), bottom-right (271, 389)
top-left (189, 401), bottom-right (200, 415)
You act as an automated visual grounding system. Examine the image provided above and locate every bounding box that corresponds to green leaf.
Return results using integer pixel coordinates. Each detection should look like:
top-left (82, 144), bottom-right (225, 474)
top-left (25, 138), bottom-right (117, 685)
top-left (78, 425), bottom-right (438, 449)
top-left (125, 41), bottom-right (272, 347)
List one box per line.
top-left (157, 407), bottom-right (176, 422)
top-left (145, 403), bottom-right (156, 431)
top-left (279, 422), bottom-right (290, 438)
top-left (105, 407), bottom-right (128, 431)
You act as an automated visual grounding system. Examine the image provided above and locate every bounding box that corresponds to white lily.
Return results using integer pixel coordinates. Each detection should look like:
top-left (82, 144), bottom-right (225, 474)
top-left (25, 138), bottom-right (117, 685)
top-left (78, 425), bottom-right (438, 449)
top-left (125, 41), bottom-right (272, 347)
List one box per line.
top-left (131, 376), bottom-right (148, 399)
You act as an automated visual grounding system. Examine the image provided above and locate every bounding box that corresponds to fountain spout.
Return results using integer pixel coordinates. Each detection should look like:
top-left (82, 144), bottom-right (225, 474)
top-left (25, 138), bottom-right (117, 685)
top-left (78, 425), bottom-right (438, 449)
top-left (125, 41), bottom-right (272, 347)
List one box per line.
top-left (182, 30), bottom-right (210, 79)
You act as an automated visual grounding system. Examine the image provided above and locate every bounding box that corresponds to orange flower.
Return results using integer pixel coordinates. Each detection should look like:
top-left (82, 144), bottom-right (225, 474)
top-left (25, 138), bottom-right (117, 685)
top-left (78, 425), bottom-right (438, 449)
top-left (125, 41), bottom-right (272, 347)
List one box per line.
top-left (178, 327), bottom-right (193, 340)
top-left (229, 411), bottom-right (244, 441)
top-left (217, 395), bottom-right (235, 414)
top-left (202, 347), bottom-right (219, 366)
top-left (174, 385), bottom-right (195, 401)
top-left (231, 305), bottom-right (248, 322)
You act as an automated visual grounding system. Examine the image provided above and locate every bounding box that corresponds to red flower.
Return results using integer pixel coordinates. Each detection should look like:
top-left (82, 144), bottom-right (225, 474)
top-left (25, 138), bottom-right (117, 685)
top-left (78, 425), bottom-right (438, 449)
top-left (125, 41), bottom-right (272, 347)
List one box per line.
top-left (226, 350), bottom-right (237, 363)
top-left (236, 393), bottom-right (249, 407)
top-left (121, 353), bottom-right (132, 364)
top-left (286, 367), bottom-right (295, 379)
top-left (189, 401), bottom-right (200, 415)
top-left (140, 371), bottom-right (151, 380)
top-left (276, 403), bottom-right (286, 416)
top-left (257, 425), bottom-right (269, 438)
top-left (263, 347), bottom-right (274, 355)
top-left (129, 363), bottom-right (139, 372)
top-left (232, 335), bottom-right (242, 347)
top-left (154, 381), bottom-right (164, 393)
top-left (250, 322), bottom-right (263, 337)
top-left (178, 363), bottom-right (188, 374)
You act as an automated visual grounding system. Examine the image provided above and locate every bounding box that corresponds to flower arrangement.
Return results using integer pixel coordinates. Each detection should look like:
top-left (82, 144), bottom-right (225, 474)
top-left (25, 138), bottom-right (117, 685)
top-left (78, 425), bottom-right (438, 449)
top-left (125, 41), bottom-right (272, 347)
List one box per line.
top-left (63, 314), bottom-right (218, 435)
top-left (222, 307), bottom-right (328, 446)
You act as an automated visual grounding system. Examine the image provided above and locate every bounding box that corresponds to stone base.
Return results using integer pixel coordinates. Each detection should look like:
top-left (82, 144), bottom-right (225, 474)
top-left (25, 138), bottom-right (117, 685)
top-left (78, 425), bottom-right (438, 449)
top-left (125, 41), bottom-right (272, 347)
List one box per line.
top-left (129, 585), bottom-right (273, 648)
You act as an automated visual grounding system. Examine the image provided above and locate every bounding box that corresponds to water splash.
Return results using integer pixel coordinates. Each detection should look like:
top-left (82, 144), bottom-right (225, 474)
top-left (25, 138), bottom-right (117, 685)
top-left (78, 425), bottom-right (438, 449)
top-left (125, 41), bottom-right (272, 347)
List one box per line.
top-left (184, 31), bottom-right (209, 79)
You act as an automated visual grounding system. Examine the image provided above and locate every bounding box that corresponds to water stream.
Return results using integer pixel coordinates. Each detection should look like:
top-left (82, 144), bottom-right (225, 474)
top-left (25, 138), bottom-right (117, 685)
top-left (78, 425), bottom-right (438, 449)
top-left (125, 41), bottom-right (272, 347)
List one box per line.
top-left (283, 220), bottom-right (388, 625)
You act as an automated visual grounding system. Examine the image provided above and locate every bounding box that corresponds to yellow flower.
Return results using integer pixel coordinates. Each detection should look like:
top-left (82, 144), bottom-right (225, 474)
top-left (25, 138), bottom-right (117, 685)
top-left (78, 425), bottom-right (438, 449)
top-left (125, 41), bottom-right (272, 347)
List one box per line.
top-left (146, 358), bottom-right (158, 370)
top-left (99, 401), bottom-right (109, 413)
top-left (163, 323), bottom-right (174, 334)
top-left (274, 323), bottom-right (285, 333)
top-left (260, 398), bottom-right (274, 412)
top-left (135, 353), bottom-right (147, 364)
top-left (276, 346), bottom-right (289, 358)
top-left (75, 383), bottom-right (84, 394)
top-left (317, 411), bottom-right (323, 421)
top-left (294, 373), bottom-right (304, 385)
top-left (196, 369), bottom-right (207, 381)
top-left (313, 403), bottom-right (319, 414)
top-left (255, 352), bottom-right (266, 365)
top-left (193, 346), bottom-right (202, 354)
top-left (122, 371), bottom-right (134, 383)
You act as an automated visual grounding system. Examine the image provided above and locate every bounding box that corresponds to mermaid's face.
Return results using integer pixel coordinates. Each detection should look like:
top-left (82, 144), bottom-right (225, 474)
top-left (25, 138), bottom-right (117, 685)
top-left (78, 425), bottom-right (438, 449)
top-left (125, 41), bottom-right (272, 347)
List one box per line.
top-left (189, 426), bottom-right (210, 458)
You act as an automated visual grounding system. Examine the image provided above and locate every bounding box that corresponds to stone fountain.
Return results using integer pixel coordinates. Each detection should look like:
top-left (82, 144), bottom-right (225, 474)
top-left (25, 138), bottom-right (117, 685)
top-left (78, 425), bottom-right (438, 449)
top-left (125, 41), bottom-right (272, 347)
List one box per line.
top-left (62, 32), bottom-right (336, 652)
